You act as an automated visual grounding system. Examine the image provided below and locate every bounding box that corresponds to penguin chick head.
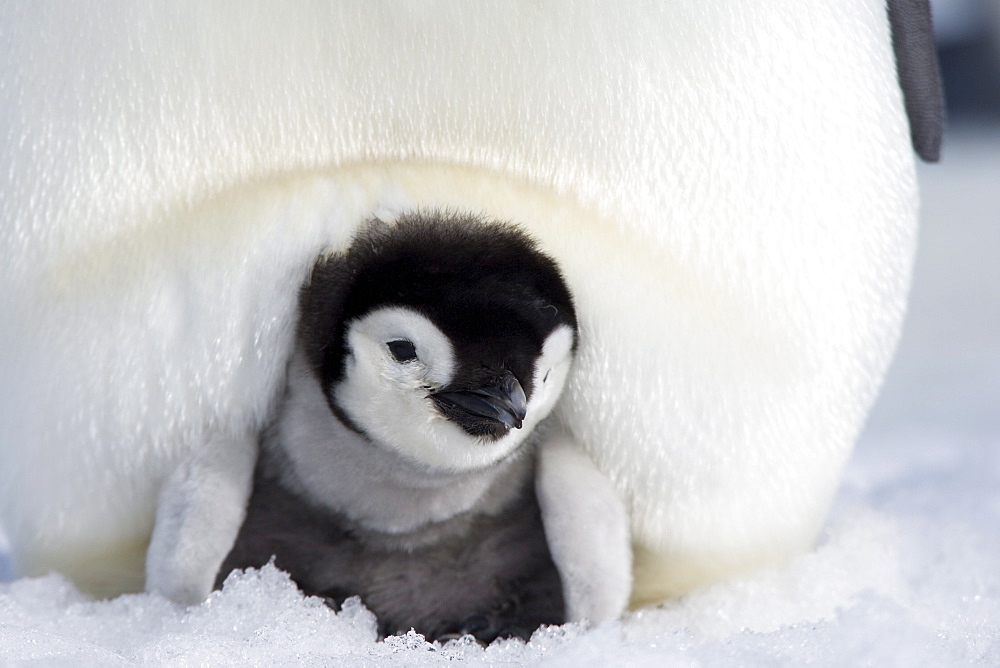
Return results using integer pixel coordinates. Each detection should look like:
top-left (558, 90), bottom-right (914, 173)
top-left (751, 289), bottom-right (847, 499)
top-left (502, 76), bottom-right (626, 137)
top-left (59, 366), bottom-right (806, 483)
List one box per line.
top-left (298, 212), bottom-right (577, 472)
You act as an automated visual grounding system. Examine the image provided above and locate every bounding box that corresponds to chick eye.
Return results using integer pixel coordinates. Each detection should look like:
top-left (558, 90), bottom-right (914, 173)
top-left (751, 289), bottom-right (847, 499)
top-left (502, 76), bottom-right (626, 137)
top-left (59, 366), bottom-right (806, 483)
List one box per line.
top-left (387, 339), bottom-right (418, 363)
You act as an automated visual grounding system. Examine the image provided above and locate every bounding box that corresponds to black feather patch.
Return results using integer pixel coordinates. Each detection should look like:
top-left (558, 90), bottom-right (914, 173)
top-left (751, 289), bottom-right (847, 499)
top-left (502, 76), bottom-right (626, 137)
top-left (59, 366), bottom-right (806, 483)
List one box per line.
top-left (297, 211), bottom-right (577, 409)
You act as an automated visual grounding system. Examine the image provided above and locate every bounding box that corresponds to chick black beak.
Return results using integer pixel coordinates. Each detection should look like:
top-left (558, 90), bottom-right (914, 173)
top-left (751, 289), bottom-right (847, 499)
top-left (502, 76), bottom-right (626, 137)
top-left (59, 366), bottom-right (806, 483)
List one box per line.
top-left (433, 372), bottom-right (528, 430)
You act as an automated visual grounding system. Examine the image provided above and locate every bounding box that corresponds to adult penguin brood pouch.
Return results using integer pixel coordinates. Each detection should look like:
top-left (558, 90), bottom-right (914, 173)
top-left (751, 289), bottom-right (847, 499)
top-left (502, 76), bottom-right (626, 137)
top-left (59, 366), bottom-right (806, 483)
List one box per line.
top-left (193, 214), bottom-right (628, 642)
top-left (0, 2), bottom-right (941, 609)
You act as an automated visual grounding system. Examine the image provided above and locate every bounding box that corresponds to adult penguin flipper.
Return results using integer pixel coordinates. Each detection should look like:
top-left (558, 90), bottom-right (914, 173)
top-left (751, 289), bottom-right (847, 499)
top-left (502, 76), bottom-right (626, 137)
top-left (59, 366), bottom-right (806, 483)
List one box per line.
top-left (888, 0), bottom-right (945, 162)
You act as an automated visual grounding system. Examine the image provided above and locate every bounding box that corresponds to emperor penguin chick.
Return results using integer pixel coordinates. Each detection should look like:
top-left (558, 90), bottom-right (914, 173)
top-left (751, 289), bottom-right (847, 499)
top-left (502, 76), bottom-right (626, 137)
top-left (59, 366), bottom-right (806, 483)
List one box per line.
top-left (218, 213), bottom-right (580, 643)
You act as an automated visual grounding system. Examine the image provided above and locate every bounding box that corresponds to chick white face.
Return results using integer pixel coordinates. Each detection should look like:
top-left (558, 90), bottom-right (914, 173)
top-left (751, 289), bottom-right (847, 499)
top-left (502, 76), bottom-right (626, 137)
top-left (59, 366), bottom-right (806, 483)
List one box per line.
top-left (333, 306), bottom-right (575, 472)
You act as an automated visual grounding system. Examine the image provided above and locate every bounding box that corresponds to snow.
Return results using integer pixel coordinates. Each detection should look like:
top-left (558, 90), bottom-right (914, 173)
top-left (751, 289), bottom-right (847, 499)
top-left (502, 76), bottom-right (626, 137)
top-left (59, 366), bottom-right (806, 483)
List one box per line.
top-left (2, 124), bottom-right (999, 665)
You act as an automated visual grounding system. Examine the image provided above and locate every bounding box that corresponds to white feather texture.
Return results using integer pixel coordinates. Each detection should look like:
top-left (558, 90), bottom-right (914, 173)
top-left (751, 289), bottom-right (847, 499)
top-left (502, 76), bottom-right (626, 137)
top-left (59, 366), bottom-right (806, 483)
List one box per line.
top-left (335, 310), bottom-right (573, 473)
top-left (0, 1), bottom-right (917, 603)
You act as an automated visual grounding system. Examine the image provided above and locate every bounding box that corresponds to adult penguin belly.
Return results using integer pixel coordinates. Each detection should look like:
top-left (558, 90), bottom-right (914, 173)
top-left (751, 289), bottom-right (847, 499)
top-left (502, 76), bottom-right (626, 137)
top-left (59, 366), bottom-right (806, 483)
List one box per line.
top-left (0, 2), bottom-right (918, 605)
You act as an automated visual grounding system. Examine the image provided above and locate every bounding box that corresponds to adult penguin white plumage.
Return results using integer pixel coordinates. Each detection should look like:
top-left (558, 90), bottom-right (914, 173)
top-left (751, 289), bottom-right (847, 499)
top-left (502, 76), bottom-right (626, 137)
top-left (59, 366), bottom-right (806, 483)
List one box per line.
top-left (0, 2), bottom-right (941, 607)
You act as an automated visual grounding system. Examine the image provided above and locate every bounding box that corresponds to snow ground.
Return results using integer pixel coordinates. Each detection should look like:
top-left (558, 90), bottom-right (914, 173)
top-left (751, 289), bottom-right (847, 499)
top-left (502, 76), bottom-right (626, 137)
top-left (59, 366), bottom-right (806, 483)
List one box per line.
top-left (1, 125), bottom-right (998, 665)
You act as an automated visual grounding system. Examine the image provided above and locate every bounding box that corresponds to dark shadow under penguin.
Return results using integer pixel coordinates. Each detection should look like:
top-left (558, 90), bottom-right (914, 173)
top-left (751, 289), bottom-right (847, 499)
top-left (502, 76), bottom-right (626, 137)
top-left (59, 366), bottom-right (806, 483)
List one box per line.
top-left (217, 213), bottom-right (579, 643)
